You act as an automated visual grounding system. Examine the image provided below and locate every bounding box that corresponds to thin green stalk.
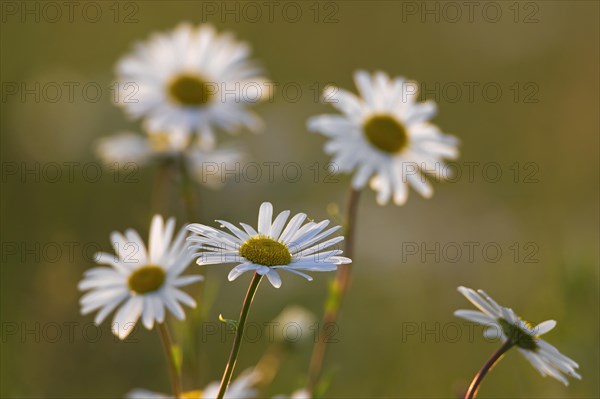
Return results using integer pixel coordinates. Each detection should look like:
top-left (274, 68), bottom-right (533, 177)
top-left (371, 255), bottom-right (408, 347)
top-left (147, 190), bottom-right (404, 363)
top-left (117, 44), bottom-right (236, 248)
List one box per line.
top-left (216, 272), bottom-right (263, 399)
top-left (306, 188), bottom-right (361, 395)
top-left (176, 154), bottom-right (198, 222)
top-left (152, 159), bottom-right (175, 215)
top-left (156, 322), bottom-right (183, 399)
top-left (465, 340), bottom-right (514, 399)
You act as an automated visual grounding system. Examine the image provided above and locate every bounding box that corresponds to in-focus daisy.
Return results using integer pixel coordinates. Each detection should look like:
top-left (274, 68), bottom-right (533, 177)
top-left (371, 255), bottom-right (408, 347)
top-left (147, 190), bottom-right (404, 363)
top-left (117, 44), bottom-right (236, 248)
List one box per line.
top-left (95, 130), bottom-right (243, 188)
top-left (127, 368), bottom-right (259, 399)
top-left (187, 202), bottom-right (351, 288)
top-left (308, 70), bottom-right (459, 205)
top-left (115, 23), bottom-right (270, 149)
top-left (454, 286), bottom-right (581, 386)
top-left (79, 215), bottom-right (203, 339)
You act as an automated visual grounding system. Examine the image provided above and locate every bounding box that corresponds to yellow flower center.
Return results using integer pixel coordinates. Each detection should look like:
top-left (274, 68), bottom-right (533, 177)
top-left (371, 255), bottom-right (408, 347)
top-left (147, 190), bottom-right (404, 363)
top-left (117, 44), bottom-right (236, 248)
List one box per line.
top-left (363, 115), bottom-right (408, 154)
top-left (181, 390), bottom-right (202, 399)
top-left (169, 74), bottom-right (213, 106)
top-left (498, 318), bottom-right (538, 350)
top-left (128, 265), bottom-right (166, 294)
top-left (148, 132), bottom-right (171, 152)
top-left (240, 236), bottom-right (292, 266)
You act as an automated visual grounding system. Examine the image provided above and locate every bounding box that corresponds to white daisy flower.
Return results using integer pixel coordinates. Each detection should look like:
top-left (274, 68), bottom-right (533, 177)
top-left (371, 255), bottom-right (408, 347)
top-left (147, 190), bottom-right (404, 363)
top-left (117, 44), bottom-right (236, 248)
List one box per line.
top-left (79, 215), bottom-right (203, 340)
top-left (454, 286), bottom-right (581, 386)
top-left (308, 70), bottom-right (459, 205)
top-left (273, 389), bottom-right (311, 399)
top-left (95, 130), bottom-right (191, 166)
top-left (127, 368), bottom-right (259, 399)
top-left (187, 202), bottom-right (351, 288)
top-left (272, 305), bottom-right (317, 344)
top-left (115, 23), bottom-right (270, 149)
top-left (95, 130), bottom-right (244, 188)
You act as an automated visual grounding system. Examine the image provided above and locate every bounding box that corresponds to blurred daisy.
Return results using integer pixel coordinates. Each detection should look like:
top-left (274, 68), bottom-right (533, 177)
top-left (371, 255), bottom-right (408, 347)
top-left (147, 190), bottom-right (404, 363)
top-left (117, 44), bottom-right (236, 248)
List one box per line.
top-left (187, 202), bottom-right (351, 288)
top-left (79, 215), bottom-right (203, 339)
top-left (272, 305), bottom-right (317, 344)
top-left (115, 23), bottom-right (270, 149)
top-left (95, 131), bottom-right (190, 166)
top-left (273, 389), bottom-right (310, 399)
top-left (127, 368), bottom-right (259, 399)
top-left (308, 70), bottom-right (459, 205)
top-left (454, 286), bottom-right (581, 386)
top-left (95, 131), bottom-right (243, 188)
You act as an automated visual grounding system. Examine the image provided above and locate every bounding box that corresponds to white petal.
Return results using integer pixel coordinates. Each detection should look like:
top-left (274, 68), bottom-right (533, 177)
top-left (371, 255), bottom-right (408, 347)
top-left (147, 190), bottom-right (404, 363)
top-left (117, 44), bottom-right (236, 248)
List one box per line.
top-left (454, 310), bottom-right (496, 326)
top-left (112, 296), bottom-right (143, 339)
top-left (265, 270), bottom-right (282, 288)
top-left (278, 213), bottom-right (307, 244)
top-left (257, 202), bottom-right (273, 235)
top-left (149, 215), bottom-right (164, 264)
top-left (534, 320), bottom-right (557, 336)
top-left (93, 292), bottom-right (128, 325)
top-left (239, 223), bottom-right (258, 237)
top-left (228, 264), bottom-right (259, 281)
top-left (142, 296), bottom-right (155, 329)
top-left (216, 220), bottom-right (250, 242)
top-left (354, 70), bottom-right (376, 107)
top-left (269, 210), bottom-right (290, 240)
top-left (172, 275), bottom-right (204, 287)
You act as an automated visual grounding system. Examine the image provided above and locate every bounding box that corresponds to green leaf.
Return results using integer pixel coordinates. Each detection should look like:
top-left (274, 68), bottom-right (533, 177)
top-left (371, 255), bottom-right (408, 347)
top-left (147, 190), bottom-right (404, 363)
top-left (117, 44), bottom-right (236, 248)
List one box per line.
top-left (219, 314), bottom-right (239, 331)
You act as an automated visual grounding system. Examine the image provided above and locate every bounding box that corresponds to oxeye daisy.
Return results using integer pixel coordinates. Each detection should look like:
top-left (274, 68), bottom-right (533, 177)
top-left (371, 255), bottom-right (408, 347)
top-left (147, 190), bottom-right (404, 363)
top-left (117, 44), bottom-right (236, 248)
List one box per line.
top-left (126, 368), bottom-right (260, 399)
top-left (95, 130), bottom-right (191, 166)
top-left (188, 203), bottom-right (350, 399)
top-left (273, 389), bottom-right (311, 399)
top-left (187, 202), bottom-right (351, 288)
top-left (78, 215), bottom-right (203, 340)
top-left (95, 130), bottom-right (243, 187)
top-left (454, 286), bottom-right (581, 397)
top-left (115, 23), bottom-right (270, 149)
top-left (308, 70), bottom-right (459, 205)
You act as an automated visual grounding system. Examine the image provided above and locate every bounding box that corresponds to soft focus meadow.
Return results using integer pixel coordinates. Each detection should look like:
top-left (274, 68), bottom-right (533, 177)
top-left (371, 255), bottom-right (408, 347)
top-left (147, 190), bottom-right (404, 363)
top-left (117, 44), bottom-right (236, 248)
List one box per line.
top-left (1, 1), bottom-right (599, 398)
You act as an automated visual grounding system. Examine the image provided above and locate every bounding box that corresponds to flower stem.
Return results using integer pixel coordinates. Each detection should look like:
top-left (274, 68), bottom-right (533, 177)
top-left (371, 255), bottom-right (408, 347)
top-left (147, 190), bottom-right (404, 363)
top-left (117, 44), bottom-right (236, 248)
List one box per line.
top-left (177, 154), bottom-right (198, 222)
top-left (216, 272), bottom-right (263, 399)
top-left (465, 340), bottom-right (514, 399)
top-left (156, 322), bottom-right (183, 399)
top-left (152, 159), bottom-right (175, 215)
top-left (306, 187), bottom-right (361, 395)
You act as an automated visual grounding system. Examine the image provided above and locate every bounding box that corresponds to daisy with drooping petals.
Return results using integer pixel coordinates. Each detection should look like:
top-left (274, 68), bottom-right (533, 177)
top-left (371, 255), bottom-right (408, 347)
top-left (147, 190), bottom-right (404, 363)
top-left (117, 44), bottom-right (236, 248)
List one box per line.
top-left (79, 215), bottom-right (203, 339)
top-left (308, 70), bottom-right (459, 205)
top-left (187, 202), bottom-right (351, 288)
top-left (115, 23), bottom-right (270, 149)
top-left (455, 286), bottom-right (581, 391)
top-left (127, 368), bottom-right (259, 399)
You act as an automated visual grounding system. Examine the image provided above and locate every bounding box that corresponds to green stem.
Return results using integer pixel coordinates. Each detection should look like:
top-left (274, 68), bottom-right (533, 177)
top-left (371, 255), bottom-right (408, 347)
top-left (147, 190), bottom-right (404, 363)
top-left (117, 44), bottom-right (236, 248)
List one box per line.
top-left (216, 272), bottom-right (263, 399)
top-left (465, 340), bottom-right (514, 399)
top-left (306, 188), bottom-right (361, 395)
top-left (152, 159), bottom-right (175, 215)
top-left (177, 154), bottom-right (198, 222)
top-left (156, 322), bottom-right (183, 399)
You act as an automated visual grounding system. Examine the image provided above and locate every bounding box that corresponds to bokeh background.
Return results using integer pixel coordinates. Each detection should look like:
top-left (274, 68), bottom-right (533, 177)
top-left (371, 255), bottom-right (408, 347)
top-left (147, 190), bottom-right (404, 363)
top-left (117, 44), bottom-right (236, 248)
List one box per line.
top-left (1, 1), bottom-right (598, 398)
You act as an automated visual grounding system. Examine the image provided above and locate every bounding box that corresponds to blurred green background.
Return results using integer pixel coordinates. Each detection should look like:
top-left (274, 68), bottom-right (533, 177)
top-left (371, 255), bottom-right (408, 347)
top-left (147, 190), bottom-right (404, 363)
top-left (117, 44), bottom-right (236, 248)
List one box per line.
top-left (1, 1), bottom-right (598, 398)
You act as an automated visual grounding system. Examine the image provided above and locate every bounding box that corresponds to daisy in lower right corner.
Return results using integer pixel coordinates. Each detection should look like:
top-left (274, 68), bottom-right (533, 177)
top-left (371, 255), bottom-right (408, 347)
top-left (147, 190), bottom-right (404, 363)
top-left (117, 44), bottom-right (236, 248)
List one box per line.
top-left (308, 70), bottom-right (459, 206)
top-left (454, 286), bottom-right (581, 393)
